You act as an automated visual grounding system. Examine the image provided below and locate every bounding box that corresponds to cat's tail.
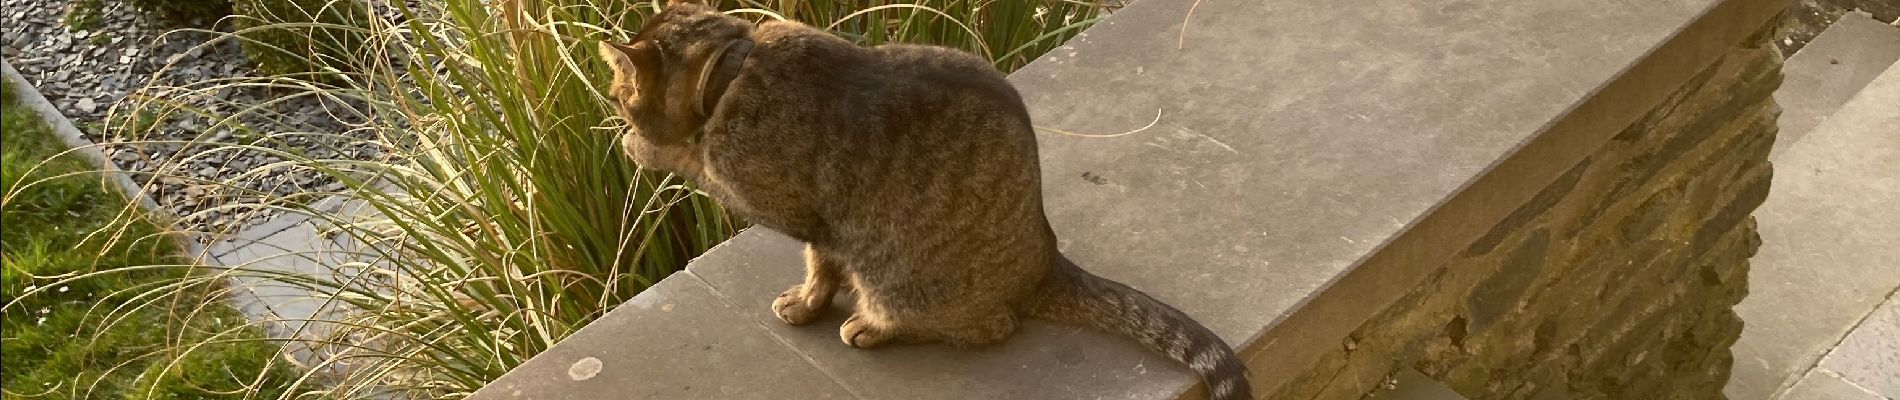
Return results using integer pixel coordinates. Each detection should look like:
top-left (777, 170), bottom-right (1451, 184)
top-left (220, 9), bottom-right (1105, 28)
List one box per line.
top-left (1023, 255), bottom-right (1253, 400)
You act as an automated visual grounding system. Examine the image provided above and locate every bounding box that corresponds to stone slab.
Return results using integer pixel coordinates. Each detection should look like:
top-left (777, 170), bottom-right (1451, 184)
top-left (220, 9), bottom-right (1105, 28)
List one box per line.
top-left (1729, 61), bottom-right (1900, 399)
top-left (205, 193), bottom-right (367, 259)
top-left (1013, 0), bottom-right (1730, 350)
top-left (688, 229), bottom-right (1187, 400)
top-left (206, 212), bottom-right (316, 259)
top-left (1014, 0), bottom-right (1789, 395)
top-left (212, 217), bottom-right (360, 337)
top-left (467, 272), bottom-right (858, 400)
top-left (1773, 14), bottom-right (1900, 154)
top-left (1821, 295), bottom-right (1900, 398)
top-left (1782, 369), bottom-right (1885, 400)
top-left (205, 190), bottom-right (405, 374)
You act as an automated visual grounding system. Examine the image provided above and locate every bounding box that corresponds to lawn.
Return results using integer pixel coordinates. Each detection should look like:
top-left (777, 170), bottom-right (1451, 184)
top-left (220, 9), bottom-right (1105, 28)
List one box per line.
top-left (0, 78), bottom-right (298, 399)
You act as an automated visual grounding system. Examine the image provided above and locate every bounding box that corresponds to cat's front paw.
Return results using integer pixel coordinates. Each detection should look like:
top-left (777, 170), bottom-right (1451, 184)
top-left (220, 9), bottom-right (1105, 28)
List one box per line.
top-left (771, 285), bottom-right (823, 325)
top-left (840, 313), bottom-right (894, 348)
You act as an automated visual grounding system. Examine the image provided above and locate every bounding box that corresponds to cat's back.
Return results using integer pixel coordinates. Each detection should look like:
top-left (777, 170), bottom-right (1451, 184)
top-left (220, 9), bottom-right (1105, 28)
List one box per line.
top-left (741, 22), bottom-right (880, 88)
top-left (871, 44), bottom-right (1022, 109)
top-left (737, 23), bottom-right (1030, 141)
top-left (744, 22), bottom-right (1016, 105)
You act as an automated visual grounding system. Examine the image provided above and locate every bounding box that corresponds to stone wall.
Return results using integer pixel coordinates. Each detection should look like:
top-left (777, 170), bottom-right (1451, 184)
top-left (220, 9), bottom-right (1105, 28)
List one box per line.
top-left (467, 0), bottom-right (1796, 398)
top-left (1268, 24), bottom-right (1784, 400)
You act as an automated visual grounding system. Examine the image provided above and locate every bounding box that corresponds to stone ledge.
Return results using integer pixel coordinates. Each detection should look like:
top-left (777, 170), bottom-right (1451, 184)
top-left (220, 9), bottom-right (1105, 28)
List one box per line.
top-left (471, 0), bottom-right (1792, 398)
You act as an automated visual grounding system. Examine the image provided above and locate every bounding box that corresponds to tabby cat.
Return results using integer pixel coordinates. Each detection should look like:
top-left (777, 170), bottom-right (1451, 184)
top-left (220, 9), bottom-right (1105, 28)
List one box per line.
top-left (598, 2), bottom-right (1252, 398)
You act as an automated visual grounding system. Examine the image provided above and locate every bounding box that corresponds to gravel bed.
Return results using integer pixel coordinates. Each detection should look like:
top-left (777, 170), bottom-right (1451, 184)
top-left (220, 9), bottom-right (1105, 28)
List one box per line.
top-left (2, 0), bottom-right (410, 236)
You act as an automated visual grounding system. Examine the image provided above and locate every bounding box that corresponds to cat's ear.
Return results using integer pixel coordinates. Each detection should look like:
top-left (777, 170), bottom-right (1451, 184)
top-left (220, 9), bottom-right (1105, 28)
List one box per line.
top-left (597, 41), bottom-right (635, 75)
top-left (598, 40), bottom-right (660, 77)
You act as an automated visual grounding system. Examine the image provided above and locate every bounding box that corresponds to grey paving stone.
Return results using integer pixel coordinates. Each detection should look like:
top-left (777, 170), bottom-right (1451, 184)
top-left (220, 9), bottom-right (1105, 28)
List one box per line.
top-left (204, 191), bottom-right (403, 371)
top-left (1782, 369), bottom-right (1886, 400)
top-left (1773, 15), bottom-right (1900, 153)
top-left (467, 272), bottom-right (857, 400)
top-left (206, 192), bottom-right (382, 259)
top-left (688, 229), bottom-right (1192, 400)
top-left (1730, 62), bottom-right (1900, 400)
top-left (1822, 296), bottom-right (1900, 398)
top-left (206, 212), bottom-right (314, 259)
top-left (210, 215), bottom-right (384, 375)
top-left (215, 221), bottom-right (345, 330)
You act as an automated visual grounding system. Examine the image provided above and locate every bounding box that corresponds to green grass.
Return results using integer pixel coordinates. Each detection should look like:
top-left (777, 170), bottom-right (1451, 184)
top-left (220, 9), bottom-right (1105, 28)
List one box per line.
top-left (1, 79), bottom-right (299, 399)
top-left (63, 0), bottom-right (107, 32)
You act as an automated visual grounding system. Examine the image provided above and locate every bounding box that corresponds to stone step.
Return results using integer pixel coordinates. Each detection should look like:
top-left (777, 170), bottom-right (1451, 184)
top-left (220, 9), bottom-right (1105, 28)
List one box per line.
top-left (1728, 58), bottom-right (1900, 399)
top-left (1772, 13), bottom-right (1900, 155)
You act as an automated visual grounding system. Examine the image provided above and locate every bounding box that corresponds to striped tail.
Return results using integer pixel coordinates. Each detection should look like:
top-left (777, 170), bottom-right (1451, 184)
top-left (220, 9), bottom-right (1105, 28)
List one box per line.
top-left (1025, 255), bottom-right (1253, 400)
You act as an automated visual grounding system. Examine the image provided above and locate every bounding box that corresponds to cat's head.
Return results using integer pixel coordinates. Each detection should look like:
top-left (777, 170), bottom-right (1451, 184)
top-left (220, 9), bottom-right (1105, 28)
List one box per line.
top-left (598, 0), bottom-right (753, 145)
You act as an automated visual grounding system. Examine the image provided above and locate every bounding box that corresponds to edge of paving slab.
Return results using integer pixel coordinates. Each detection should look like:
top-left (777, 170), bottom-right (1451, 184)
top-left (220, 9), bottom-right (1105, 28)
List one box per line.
top-left (1771, 13), bottom-right (1900, 153)
top-left (3, 60), bottom-right (177, 238)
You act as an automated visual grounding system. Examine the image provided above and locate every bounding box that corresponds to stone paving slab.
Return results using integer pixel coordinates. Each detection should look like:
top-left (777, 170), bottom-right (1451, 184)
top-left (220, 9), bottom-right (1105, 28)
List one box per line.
top-left (1781, 369), bottom-right (1886, 400)
top-left (467, 271), bottom-right (859, 400)
top-left (205, 183), bottom-right (393, 258)
top-left (1730, 61), bottom-right (1900, 399)
top-left (211, 215), bottom-right (363, 338)
top-left (206, 212), bottom-right (316, 259)
top-left (687, 229), bottom-right (1189, 400)
top-left (1820, 294), bottom-right (1900, 398)
top-left (1772, 14), bottom-right (1900, 154)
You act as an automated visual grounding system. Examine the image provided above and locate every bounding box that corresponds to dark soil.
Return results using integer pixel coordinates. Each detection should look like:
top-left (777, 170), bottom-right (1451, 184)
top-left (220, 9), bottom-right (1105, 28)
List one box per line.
top-left (1774, 0), bottom-right (1900, 57)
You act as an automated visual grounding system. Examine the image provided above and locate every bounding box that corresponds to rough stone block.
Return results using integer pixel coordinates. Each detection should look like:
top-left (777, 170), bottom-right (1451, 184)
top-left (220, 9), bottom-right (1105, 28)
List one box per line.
top-left (1466, 229), bottom-right (1550, 333)
top-left (1464, 159), bottom-right (1592, 257)
top-left (1271, 29), bottom-right (1779, 400)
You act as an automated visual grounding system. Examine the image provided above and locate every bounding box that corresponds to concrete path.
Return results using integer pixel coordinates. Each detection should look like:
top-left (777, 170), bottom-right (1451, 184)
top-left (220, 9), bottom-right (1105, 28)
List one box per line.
top-left (1727, 14), bottom-right (1900, 400)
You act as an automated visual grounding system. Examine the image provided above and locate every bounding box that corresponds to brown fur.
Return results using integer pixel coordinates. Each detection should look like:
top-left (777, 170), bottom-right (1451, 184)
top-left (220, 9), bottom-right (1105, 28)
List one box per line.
top-left (599, 2), bottom-right (1253, 398)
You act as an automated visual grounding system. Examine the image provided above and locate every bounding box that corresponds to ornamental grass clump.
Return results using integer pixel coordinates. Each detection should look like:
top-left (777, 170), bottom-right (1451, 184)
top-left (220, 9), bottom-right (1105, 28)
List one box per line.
top-left (17, 0), bottom-right (1113, 397)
